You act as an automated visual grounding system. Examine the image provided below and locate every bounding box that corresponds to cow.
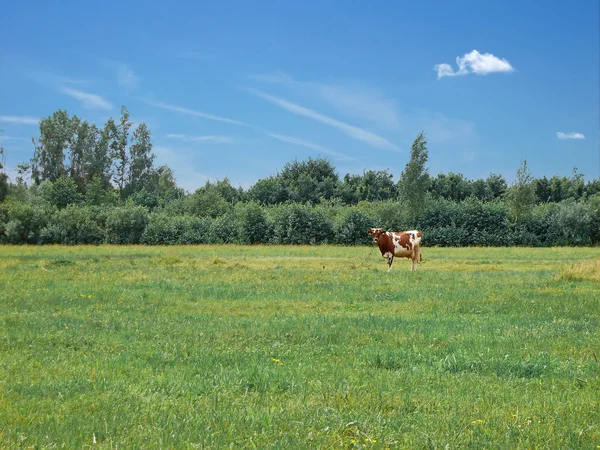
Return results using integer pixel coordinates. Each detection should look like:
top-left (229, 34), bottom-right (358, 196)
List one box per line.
top-left (367, 228), bottom-right (423, 271)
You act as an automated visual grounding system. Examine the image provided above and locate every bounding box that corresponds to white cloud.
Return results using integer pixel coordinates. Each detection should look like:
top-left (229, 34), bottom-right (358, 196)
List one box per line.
top-left (242, 87), bottom-right (400, 151)
top-left (250, 72), bottom-right (401, 130)
top-left (556, 132), bottom-right (585, 140)
top-left (267, 133), bottom-right (359, 162)
top-left (60, 87), bottom-right (114, 110)
top-left (0, 115), bottom-right (39, 125)
top-left (435, 50), bottom-right (515, 79)
top-left (147, 99), bottom-right (248, 126)
top-left (166, 134), bottom-right (234, 144)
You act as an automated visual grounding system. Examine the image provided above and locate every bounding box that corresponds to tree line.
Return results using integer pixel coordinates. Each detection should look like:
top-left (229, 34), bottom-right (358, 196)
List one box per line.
top-left (1, 107), bottom-right (599, 246)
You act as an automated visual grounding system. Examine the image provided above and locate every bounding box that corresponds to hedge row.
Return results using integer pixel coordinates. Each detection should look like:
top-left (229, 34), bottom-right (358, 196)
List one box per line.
top-left (1, 196), bottom-right (599, 246)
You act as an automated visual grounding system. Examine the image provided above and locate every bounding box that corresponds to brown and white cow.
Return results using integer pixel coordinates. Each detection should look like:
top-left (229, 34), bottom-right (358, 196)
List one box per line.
top-left (367, 228), bottom-right (423, 271)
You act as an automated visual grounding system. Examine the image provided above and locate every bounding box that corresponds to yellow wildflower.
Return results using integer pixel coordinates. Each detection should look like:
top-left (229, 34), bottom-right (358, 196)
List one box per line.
top-left (471, 419), bottom-right (483, 425)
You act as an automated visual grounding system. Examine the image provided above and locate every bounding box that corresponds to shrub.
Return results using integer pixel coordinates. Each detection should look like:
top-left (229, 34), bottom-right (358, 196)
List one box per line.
top-left (238, 202), bottom-right (270, 244)
top-left (105, 205), bottom-right (149, 244)
top-left (39, 205), bottom-right (106, 245)
top-left (335, 208), bottom-right (374, 245)
top-left (2, 201), bottom-right (55, 244)
top-left (140, 213), bottom-right (211, 245)
top-left (271, 203), bottom-right (334, 244)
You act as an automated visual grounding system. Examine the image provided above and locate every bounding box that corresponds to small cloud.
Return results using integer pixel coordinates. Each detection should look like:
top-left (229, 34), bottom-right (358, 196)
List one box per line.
top-left (166, 134), bottom-right (234, 144)
top-left (0, 115), bottom-right (39, 125)
top-left (147, 99), bottom-right (247, 126)
top-left (60, 87), bottom-right (114, 110)
top-left (117, 65), bottom-right (139, 90)
top-left (435, 50), bottom-right (515, 79)
top-left (267, 132), bottom-right (359, 162)
top-left (556, 132), bottom-right (585, 140)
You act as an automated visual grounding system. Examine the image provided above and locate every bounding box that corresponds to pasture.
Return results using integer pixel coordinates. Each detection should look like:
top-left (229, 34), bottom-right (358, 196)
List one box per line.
top-left (0, 245), bottom-right (599, 449)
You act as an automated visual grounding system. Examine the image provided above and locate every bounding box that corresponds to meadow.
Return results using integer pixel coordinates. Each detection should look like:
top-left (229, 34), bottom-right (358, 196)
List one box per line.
top-left (0, 244), bottom-right (598, 449)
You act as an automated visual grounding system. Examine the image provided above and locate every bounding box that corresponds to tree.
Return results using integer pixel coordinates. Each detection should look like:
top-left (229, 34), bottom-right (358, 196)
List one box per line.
top-left (126, 123), bottom-right (155, 197)
top-left (0, 130), bottom-right (7, 202)
top-left (485, 173), bottom-right (507, 200)
top-left (279, 157), bottom-right (339, 203)
top-left (31, 110), bottom-right (75, 183)
top-left (506, 159), bottom-right (536, 224)
top-left (108, 106), bottom-right (133, 199)
top-left (398, 131), bottom-right (429, 221)
top-left (247, 176), bottom-right (288, 205)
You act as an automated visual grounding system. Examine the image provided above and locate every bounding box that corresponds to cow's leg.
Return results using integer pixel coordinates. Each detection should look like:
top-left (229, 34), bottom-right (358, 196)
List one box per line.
top-left (387, 255), bottom-right (394, 271)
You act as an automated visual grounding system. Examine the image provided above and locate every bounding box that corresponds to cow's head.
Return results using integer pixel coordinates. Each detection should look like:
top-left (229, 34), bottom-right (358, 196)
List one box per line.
top-left (367, 228), bottom-right (385, 244)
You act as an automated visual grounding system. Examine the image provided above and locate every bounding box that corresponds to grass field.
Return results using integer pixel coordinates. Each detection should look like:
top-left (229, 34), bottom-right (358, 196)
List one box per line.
top-left (0, 244), bottom-right (599, 449)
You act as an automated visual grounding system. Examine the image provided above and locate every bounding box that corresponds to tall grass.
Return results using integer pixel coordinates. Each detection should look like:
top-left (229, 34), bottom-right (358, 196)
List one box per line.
top-left (1, 245), bottom-right (599, 448)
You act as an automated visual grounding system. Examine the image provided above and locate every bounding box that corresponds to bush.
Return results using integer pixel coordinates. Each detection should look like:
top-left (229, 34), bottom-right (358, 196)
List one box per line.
top-left (238, 202), bottom-right (270, 244)
top-left (141, 214), bottom-right (211, 245)
top-left (335, 208), bottom-right (374, 245)
top-left (2, 201), bottom-right (55, 244)
top-left (271, 203), bottom-right (333, 244)
top-left (208, 212), bottom-right (240, 244)
top-left (105, 205), bottom-right (149, 244)
top-left (548, 199), bottom-right (593, 246)
top-left (39, 205), bottom-right (105, 244)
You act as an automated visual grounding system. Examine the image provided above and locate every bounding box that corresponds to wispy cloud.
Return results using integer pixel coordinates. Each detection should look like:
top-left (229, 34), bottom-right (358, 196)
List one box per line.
top-left (250, 72), bottom-right (401, 130)
top-left (0, 115), bottom-right (40, 125)
top-left (176, 51), bottom-right (215, 61)
top-left (267, 133), bottom-right (359, 162)
top-left (556, 131), bottom-right (585, 140)
top-left (166, 133), bottom-right (234, 144)
top-left (242, 87), bottom-right (400, 151)
top-left (60, 87), bottom-right (114, 110)
top-left (25, 69), bottom-right (93, 87)
top-left (89, 55), bottom-right (140, 91)
top-left (147, 99), bottom-right (248, 126)
top-left (249, 71), bottom-right (294, 84)
top-left (117, 65), bottom-right (139, 90)
top-left (0, 135), bottom-right (29, 141)
top-left (435, 50), bottom-right (515, 79)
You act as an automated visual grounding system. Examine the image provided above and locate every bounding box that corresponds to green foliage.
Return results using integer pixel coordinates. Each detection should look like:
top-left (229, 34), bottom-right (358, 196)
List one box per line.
top-left (2, 200), bottom-right (55, 244)
top-left (335, 208), bottom-right (374, 245)
top-left (125, 123), bottom-right (155, 197)
top-left (185, 185), bottom-right (232, 218)
top-left (280, 157), bottom-right (339, 204)
top-left (247, 176), bottom-right (288, 205)
top-left (271, 203), bottom-right (334, 244)
top-left (46, 177), bottom-right (81, 209)
top-left (237, 202), bottom-right (270, 244)
top-left (140, 213), bottom-right (212, 245)
top-left (85, 176), bottom-right (119, 206)
top-left (506, 159), bottom-right (536, 223)
top-left (208, 212), bottom-right (240, 244)
top-left (39, 205), bottom-right (105, 244)
top-left (398, 131), bottom-right (429, 221)
top-left (104, 205), bottom-right (149, 244)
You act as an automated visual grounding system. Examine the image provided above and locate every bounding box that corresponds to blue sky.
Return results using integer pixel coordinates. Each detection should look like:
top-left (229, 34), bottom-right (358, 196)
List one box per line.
top-left (1, 0), bottom-right (598, 192)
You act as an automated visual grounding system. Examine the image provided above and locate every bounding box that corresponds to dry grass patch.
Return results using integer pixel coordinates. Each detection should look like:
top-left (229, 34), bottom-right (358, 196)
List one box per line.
top-left (556, 258), bottom-right (600, 282)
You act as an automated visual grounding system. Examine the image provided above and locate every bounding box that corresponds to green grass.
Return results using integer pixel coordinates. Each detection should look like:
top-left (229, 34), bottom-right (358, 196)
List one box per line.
top-left (0, 245), bottom-right (599, 449)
